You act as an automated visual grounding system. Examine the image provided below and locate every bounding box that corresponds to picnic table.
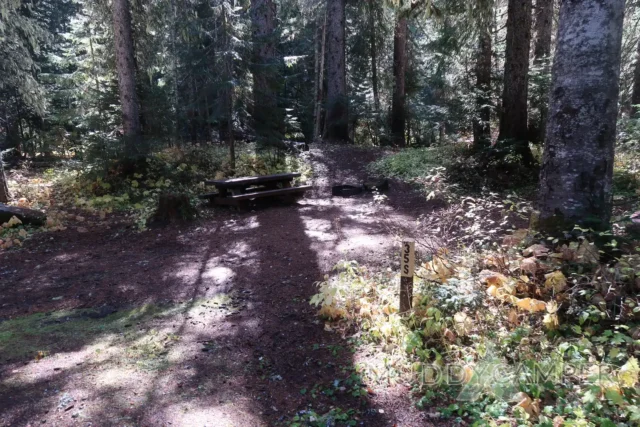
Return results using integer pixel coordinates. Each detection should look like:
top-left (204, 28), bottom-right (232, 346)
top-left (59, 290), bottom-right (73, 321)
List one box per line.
top-left (200, 172), bottom-right (312, 208)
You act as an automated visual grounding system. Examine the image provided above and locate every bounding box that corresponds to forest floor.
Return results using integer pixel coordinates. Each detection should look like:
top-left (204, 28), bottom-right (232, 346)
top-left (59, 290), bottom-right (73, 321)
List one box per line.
top-left (0, 146), bottom-right (447, 427)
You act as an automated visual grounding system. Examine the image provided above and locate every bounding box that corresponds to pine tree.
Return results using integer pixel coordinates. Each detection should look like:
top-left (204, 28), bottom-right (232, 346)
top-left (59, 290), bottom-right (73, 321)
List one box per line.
top-left (112, 0), bottom-right (141, 144)
top-left (498, 0), bottom-right (533, 165)
top-left (323, 0), bottom-right (349, 142)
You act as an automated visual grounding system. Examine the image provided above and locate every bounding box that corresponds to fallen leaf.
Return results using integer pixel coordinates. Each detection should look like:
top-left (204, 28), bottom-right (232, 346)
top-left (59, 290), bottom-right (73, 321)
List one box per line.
top-left (520, 258), bottom-right (539, 274)
top-left (544, 271), bottom-right (567, 294)
top-left (507, 309), bottom-right (519, 325)
top-left (454, 312), bottom-right (472, 336)
top-left (576, 241), bottom-right (599, 264)
top-left (618, 357), bottom-right (639, 388)
top-left (479, 270), bottom-right (510, 287)
top-left (515, 298), bottom-right (547, 312)
top-left (523, 244), bottom-right (549, 257)
top-left (543, 313), bottom-right (559, 330)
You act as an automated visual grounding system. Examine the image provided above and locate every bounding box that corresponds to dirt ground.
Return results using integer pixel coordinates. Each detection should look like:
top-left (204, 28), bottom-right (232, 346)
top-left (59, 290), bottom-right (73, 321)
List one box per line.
top-left (0, 146), bottom-right (445, 426)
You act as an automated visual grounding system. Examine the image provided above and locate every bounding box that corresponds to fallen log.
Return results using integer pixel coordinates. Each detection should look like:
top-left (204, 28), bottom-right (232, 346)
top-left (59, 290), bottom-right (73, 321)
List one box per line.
top-left (0, 203), bottom-right (46, 226)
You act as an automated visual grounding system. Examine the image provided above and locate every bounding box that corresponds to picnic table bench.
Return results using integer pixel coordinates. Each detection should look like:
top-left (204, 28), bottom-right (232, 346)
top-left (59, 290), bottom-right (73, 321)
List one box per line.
top-left (199, 172), bottom-right (311, 208)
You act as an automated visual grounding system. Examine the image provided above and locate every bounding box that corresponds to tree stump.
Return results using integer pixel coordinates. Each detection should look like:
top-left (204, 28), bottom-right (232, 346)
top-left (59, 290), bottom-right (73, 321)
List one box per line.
top-left (149, 193), bottom-right (197, 225)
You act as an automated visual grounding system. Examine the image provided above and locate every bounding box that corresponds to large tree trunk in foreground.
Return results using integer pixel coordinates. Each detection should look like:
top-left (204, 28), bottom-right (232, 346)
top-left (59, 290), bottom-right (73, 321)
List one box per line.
top-left (631, 38), bottom-right (640, 115)
top-left (473, 28), bottom-right (492, 148)
top-left (251, 0), bottom-right (282, 148)
top-left (112, 0), bottom-right (141, 141)
top-left (391, 14), bottom-right (408, 147)
top-left (537, 0), bottom-right (625, 230)
top-left (498, 0), bottom-right (533, 164)
top-left (323, 0), bottom-right (348, 142)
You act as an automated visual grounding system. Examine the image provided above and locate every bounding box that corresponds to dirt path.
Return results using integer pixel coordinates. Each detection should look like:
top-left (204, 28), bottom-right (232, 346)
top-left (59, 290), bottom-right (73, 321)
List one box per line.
top-left (0, 146), bottom-right (438, 426)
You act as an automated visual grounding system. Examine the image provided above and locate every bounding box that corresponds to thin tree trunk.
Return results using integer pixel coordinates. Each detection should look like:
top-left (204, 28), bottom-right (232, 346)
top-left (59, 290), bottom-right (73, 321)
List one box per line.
top-left (314, 11), bottom-right (328, 140)
top-left (498, 0), bottom-right (533, 165)
top-left (631, 38), bottom-right (640, 115)
top-left (112, 0), bottom-right (141, 143)
top-left (251, 0), bottom-right (281, 148)
top-left (369, 0), bottom-right (380, 112)
top-left (473, 29), bottom-right (492, 148)
top-left (537, 0), bottom-right (625, 230)
top-left (0, 152), bottom-right (9, 203)
top-left (391, 14), bottom-right (408, 147)
top-left (323, 0), bottom-right (348, 142)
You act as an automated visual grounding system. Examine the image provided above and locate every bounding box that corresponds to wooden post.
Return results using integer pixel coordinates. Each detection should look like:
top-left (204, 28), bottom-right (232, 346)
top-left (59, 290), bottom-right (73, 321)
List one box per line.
top-left (400, 239), bottom-right (415, 313)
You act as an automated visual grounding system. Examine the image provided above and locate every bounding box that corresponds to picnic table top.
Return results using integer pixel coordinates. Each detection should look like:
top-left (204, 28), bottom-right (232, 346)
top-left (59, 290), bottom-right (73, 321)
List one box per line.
top-left (206, 172), bottom-right (301, 188)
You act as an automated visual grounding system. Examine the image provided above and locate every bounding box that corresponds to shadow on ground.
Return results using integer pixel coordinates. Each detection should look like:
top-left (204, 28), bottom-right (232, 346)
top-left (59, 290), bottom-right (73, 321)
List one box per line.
top-left (0, 145), bottom-right (442, 426)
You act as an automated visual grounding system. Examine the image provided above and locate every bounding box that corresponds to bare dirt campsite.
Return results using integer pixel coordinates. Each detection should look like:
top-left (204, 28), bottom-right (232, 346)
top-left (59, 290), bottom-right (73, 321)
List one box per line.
top-left (1, 147), bottom-right (439, 426)
top-left (2, 0), bottom-right (640, 426)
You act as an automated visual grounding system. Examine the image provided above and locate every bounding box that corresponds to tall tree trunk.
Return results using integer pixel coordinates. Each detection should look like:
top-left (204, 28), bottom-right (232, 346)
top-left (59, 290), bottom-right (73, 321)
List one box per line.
top-left (221, 2), bottom-right (235, 170)
top-left (631, 38), bottom-right (640, 115)
top-left (531, 0), bottom-right (553, 142)
top-left (533, 0), bottom-right (552, 60)
top-left (323, 0), bottom-right (348, 142)
top-left (498, 0), bottom-right (533, 165)
top-left (112, 0), bottom-right (141, 143)
top-left (537, 0), bottom-right (625, 230)
top-left (391, 14), bottom-right (408, 147)
top-left (314, 11), bottom-right (328, 140)
top-left (369, 0), bottom-right (380, 112)
top-left (251, 0), bottom-right (282, 148)
top-left (473, 29), bottom-right (492, 148)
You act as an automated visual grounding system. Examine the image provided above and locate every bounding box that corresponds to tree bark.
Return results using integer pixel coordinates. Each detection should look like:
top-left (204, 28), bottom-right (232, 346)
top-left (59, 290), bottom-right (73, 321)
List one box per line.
top-left (0, 156), bottom-right (9, 203)
top-left (498, 0), bottom-right (533, 164)
top-left (314, 11), bottom-right (327, 140)
top-left (473, 29), bottom-right (492, 148)
top-left (533, 0), bottom-right (552, 60)
top-left (369, 0), bottom-right (380, 112)
top-left (251, 0), bottom-right (282, 148)
top-left (631, 37), bottom-right (640, 115)
top-left (531, 0), bottom-right (553, 142)
top-left (323, 0), bottom-right (348, 142)
top-left (112, 0), bottom-right (141, 141)
top-left (391, 14), bottom-right (408, 147)
top-left (537, 0), bottom-right (625, 230)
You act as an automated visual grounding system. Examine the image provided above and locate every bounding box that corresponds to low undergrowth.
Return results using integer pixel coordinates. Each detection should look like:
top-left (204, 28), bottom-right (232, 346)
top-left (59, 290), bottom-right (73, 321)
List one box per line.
top-left (311, 230), bottom-right (640, 425)
top-left (2, 144), bottom-right (310, 240)
top-left (313, 143), bottom-right (640, 426)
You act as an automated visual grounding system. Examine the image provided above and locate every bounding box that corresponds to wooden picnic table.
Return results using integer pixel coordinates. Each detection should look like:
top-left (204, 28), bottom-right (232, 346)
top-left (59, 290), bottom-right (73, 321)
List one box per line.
top-left (200, 172), bottom-right (311, 208)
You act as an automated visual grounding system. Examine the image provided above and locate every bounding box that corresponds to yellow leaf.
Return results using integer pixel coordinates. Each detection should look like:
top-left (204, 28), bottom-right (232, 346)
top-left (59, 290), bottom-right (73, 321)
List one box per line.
top-left (543, 313), bottom-right (559, 330)
top-left (516, 298), bottom-right (547, 312)
top-left (544, 271), bottom-right (567, 294)
top-left (18, 229), bottom-right (28, 238)
top-left (513, 392), bottom-right (540, 418)
top-left (487, 285), bottom-right (499, 297)
top-left (479, 270), bottom-right (510, 287)
top-left (7, 216), bottom-right (22, 227)
top-left (454, 312), bottom-right (472, 336)
top-left (618, 357), bottom-right (639, 388)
